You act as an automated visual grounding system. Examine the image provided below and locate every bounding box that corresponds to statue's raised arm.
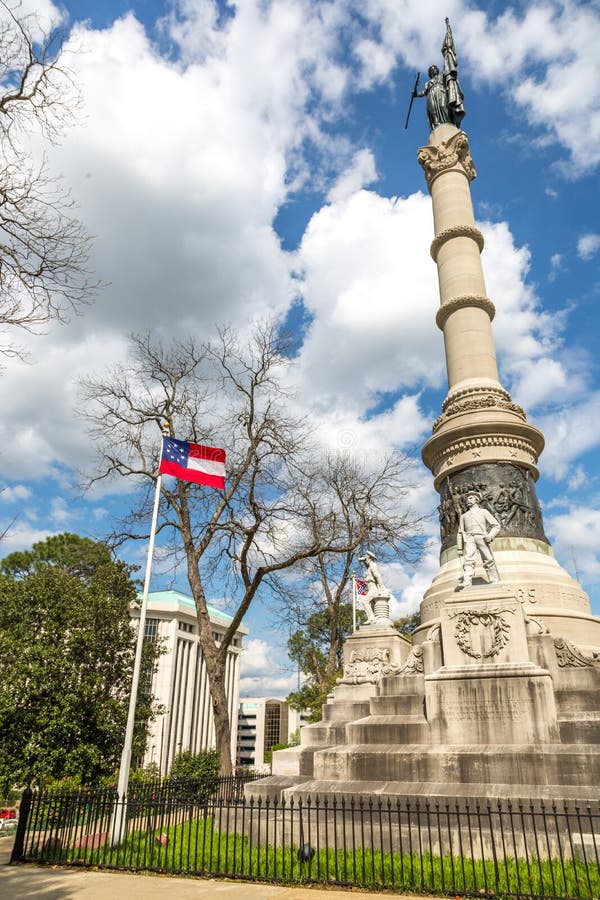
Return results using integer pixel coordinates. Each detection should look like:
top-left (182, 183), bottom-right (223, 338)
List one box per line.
top-left (410, 18), bottom-right (465, 132)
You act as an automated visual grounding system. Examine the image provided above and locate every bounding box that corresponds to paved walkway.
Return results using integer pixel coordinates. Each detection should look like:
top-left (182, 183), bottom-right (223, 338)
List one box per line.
top-left (0, 838), bottom-right (419, 899)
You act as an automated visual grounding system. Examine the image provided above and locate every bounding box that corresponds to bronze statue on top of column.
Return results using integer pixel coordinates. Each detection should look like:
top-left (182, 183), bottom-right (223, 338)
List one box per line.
top-left (412, 19), bottom-right (465, 131)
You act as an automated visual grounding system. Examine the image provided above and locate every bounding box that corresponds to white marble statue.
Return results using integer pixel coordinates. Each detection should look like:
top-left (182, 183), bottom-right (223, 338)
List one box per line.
top-left (357, 551), bottom-right (391, 623)
top-left (457, 492), bottom-right (501, 587)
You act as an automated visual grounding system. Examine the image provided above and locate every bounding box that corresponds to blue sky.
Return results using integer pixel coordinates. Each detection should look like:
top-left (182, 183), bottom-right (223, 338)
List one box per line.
top-left (1, 0), bottom-right (600, 696)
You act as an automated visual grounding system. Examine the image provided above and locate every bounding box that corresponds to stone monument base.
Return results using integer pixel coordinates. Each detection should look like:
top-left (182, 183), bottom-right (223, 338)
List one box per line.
top-left (263, 604), bottom-right (600, 804)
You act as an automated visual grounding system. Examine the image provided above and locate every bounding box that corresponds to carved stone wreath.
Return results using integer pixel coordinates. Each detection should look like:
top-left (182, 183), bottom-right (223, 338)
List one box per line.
top-left (449, 608), bottom-right (512, 660)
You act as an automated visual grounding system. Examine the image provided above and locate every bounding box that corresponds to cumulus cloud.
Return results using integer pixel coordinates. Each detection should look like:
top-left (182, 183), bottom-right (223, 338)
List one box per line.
top-left (0, 0), bottom-right (597, 632)
top-left (577, 233), bottom-right (600, 261)
top-left (327, 149), bottom-right (378, 203)
top-left (0, 484), bottom-right (32, 503)
top-left (293, 189), bottom-right (443, 416)
top-left (0, 523), bottom-right (56, 553)
top-left (239, 637), bottom-right (297, 698)
top-left (546, 506), bottom-right (600, 583)
top-left (548, 253), bottom-right (563, 281)
top-left (536, 393), bottom-right (600, 481)
top-left (347, 1), bottom-right (600, 175)
top-left (240, 638), bottom-right (280, 677)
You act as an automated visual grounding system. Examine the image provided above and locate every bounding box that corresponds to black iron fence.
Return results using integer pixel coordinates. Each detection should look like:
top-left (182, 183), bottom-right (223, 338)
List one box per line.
top-left (11, 782), bottom-right (600, 899)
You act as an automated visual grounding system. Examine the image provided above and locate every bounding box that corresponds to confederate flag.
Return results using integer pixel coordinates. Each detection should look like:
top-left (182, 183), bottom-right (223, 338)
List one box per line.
top-left (159, 436), bottom-right (226, 489)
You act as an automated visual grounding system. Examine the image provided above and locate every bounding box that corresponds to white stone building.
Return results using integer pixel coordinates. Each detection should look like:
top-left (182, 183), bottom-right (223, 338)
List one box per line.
top-left (130, 590), bottom-right (248, 774)
top-left (236, 698), bottom-right (303, 772)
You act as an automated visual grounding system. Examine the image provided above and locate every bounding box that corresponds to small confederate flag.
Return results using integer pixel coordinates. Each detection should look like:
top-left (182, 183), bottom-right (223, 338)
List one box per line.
top-left (355, 578), bottom-right (369, 596)
top-left (159, 436), bottom-right (226, 489)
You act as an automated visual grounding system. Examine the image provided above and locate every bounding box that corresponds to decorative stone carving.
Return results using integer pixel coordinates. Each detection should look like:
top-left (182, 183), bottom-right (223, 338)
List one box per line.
top-left (339, 647), bottom-right (395, 684)
top-left (435, 294), bottom-right (495, 329)
top-left (525, 616), bottom-right (549, 635)
top-left (448, 607), bottom-right (514, 660)
top-left (433, 383), bottom-right (526, 430)
top-left (438, 462), bottom-right (548, 551)
top-left (395, 645), bottom-right (424, 675)
top-left (554, 638), bottom-right (595, 669)
top-left (430, 224), bottom-right (484, 263)
top-left (426, 623), bottom-right (441, 642)
top-left (418, 130), bottom-right (476, 187)
top-left (431, 434), bottom-right (540, 483)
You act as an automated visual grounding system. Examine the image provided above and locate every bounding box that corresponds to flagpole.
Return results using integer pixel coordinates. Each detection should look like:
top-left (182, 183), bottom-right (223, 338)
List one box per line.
top-left (352, 573), bottom-right (357, 633)
top-left (111, 471), bottom-right (163, 844)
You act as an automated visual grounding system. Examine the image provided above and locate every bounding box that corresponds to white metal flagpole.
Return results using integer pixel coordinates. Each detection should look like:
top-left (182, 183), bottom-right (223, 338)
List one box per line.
top-left (111, 472), bottom-right (163, 844)
top-left (352, 573), bottom-right (357, 633)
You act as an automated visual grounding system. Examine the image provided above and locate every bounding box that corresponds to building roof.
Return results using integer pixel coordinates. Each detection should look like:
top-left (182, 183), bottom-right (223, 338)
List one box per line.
top-left (136, 589), bottom-right (249, 634)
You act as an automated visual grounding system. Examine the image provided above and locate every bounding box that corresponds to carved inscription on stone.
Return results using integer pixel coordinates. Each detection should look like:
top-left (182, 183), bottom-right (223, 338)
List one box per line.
top-left (438, 462), bottom-right (548, 551)
top-left (441, 697), bottom-right (529, 721)
top-left (448, 607), bottom-right (513, 660)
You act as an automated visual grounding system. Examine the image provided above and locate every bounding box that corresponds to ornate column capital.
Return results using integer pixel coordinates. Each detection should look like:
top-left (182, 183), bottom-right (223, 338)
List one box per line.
top-left (417, 130), bottom-right (476, 188)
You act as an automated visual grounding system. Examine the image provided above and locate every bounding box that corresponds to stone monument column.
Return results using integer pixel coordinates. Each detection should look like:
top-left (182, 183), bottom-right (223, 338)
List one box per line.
top-left (416, 125), bottom-right (600, 652)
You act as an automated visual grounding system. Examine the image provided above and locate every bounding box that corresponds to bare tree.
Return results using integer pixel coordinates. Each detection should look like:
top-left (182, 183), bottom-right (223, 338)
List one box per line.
top-left (0, 1), bottom-right (97, 359)
top-left (80, 325), bottom-right (421, 773)
top-left (275, 452), bottom-right (422, 719)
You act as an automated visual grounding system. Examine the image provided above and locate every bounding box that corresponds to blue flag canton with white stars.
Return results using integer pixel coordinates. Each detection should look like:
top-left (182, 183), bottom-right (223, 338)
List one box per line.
top-left (162, 437), bottom-right (189, 465)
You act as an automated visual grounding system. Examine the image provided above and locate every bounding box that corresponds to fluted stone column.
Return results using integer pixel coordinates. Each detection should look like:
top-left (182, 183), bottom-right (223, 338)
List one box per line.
top-left (416, 124), bottom-right (600, 652)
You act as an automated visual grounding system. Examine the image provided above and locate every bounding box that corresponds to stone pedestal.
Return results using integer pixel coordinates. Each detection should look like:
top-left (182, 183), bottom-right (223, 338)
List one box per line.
top-left (338, 625), bottom-right (411, 685)
top-left (425, 586), bottom-right (559, 745)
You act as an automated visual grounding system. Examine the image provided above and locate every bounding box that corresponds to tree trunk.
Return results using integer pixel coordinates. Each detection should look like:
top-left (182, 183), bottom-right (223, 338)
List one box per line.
top-left (184, 529), bottom-right (234, 775)
top-left (208, 662), bottom-right (234, 775)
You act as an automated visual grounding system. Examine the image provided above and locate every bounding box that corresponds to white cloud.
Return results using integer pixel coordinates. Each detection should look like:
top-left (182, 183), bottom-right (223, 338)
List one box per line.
top-left (346, 1), bottom-right (600, 175)
top-left (0, 484), bottom-right (32, 503)
top-left (0, 523), bottom-right (56, 553)
top-left (546, 506), bottom-right (600, 583)
top-left (294, 189), bottom-right (443, 416)
top-left (240, 638), bottom-right (278, 677)
top-left (577, 233), bottom-right (600, 261)
top-left (239, 674), bottom-right (298, 698)
top-left (239, 637), bottom-right (297, 698)
top-left (327, 149), bottom-right (378, 203)
top-left (548, 253), bottom-right (563, 281)
top-left (536, 393), bottom-right (600, 480)
top-left (50, 496), bottom-right (71, 525)
top-left (568, 466), bottom-right (586, 492)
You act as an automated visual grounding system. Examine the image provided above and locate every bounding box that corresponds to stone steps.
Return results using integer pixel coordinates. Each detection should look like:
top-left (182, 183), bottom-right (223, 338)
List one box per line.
top-left (558, 713), bottom-right (600, 744)
top-left (322, 700), bottom-right (370, 722)
top-left (312, 743), bottom-right (600, 787)
top-left (555, 688), bottom-right (600, 714)
top-left (369, 693), bottom-right (426, 716)
top-left (346, 715), bottom-right (430, 745)
top-left (377, 673), bottom-right (425, 696)
top-left (300, 721), bottom-right (347, 748)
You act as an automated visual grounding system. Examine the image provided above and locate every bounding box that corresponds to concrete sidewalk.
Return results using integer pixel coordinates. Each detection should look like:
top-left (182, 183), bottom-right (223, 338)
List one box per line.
top-left (0, 838), bottom-right (419, 899)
